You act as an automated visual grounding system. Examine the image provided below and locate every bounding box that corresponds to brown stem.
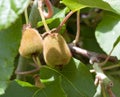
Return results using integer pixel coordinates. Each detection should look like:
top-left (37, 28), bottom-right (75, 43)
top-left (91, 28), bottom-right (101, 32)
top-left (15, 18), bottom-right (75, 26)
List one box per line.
top-left (68, 43), bottom-right (118, 63)
top-left (56, 11), bottom-right (75, 33)
top-left (107, 87), bottom-right (116, 97)
top-left (15, 55), bottom-right (41, 75)
top-left (15, 66), bottom-right (40, 75)
top-left (43, 0), bottom-right (53, 18)
top-left (73, 10), bottom-right (80, 45)
top-left (99, 48), bottom-right (114, 66)
top-left (102, 64), bottom-right (120, 71)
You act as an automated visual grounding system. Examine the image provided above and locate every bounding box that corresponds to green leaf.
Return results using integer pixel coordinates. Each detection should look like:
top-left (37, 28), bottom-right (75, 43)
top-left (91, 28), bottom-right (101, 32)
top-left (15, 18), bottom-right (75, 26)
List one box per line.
top-left (62, 0), bottom-right (117, 14)
top-left (29, 0), bottom-right (41, 28)
top-left (0, 81), bottom-right (37, 97)
top-left (0, 0), bottom-right (30, 30)
top-left (34, 77), bottom-right (66, 97)
top-left (102, 0), bottom-right (120, 14)
top-left (37, 18), bottom-right (57, 28)
top-left (0, 18), bottom-right (22, 95)
top-left (0, 81), bottom-right (8, 95)
top-left (81, 25), bottom-right (104, 53)
top-left (40, 58), bottom-right (96, 97)
top-left (61, 0), bottom-right (86, 11)
top-left (1, 77), bottom-right (66, 97)
top-left (16, 80), bottom-right (34, 87)
top-left (95, 12), bottom-right (120, 59)
top-left (53, 7), bottom-right (70, 19)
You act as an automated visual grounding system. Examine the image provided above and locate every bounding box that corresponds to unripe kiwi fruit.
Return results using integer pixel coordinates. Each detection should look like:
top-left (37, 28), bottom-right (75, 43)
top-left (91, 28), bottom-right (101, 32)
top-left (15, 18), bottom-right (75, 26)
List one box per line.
top-left (19, 25), bottom-right (43, 58)
top-left (43, 31), bottom-right (71, 66)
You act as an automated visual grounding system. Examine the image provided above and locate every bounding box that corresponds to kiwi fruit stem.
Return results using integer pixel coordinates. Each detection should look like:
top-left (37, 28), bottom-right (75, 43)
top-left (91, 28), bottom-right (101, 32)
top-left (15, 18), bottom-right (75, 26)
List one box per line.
top-left (32, 55), bottom-right (42, 68)
top-left (73, 10), bottom-right (80, 45)
top-left (15, 56), bottom-right (40, 76)
top-left (38, 0), bottom-right (50, 32)
top-left (56, 11), bottom-right (75, 33)
top-left (24, 8), bottom-right (29, 24)
top-left (43, 0), bottom-right (53, 18)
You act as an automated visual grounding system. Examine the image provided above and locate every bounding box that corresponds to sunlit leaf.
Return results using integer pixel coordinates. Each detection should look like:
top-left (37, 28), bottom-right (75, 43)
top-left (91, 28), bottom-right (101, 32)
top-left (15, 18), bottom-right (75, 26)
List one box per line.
top-left (62, 0), bottom-right (115, 13)
top-left (0, 0), bottom-right (30, 30)
top-left (102, 0), bottom-right (120, 14)
top-left (95, 12), bottom-right (120, 59)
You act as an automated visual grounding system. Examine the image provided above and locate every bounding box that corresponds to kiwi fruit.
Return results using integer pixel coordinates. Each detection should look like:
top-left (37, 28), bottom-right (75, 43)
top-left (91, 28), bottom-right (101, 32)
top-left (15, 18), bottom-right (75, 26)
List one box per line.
top-left (19, 26), bottom-right (43, 58)
top-left (43, 32), bottom-right (71, 66)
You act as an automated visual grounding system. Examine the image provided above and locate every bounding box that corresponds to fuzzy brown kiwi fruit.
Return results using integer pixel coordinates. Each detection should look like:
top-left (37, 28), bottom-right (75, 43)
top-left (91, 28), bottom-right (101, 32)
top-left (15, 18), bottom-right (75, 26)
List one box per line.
top-left (19, 25), bottom-right (43, 58)
top-left (43, 31), bottom-right (71, 66)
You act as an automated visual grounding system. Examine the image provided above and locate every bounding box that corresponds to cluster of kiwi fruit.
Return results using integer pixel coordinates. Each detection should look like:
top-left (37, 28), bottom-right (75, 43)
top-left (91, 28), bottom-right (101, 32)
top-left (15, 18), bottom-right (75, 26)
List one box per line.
top-left (19, 24), bottom-right (71, 67)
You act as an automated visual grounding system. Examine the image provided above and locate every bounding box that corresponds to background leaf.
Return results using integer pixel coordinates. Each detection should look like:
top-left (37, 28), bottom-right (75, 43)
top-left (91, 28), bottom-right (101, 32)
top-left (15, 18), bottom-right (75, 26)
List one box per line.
top-left (0, 0), bottom-right (30, 30)
top-left (0, 81), bottom-right (35, 97)
top-left (62, 0), bottom-right (116, 13)
top-left (0, 18), bottom-right (22, 95)
top-left (29, 0), bottom-right (41, 28)
top-left (0, 77), bottom-right (66, 97)
top-left (95, 12), bottom-right (120, 59)
top-left (40, 58), bottom-right (96, 97)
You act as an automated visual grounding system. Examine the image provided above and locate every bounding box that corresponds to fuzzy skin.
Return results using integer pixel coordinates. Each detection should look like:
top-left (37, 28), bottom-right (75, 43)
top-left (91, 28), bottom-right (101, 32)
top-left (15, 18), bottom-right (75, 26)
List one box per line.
top-left (43, 33), bottom-right (71, 66)
top-left (19, 28), bottom-right (43, 57)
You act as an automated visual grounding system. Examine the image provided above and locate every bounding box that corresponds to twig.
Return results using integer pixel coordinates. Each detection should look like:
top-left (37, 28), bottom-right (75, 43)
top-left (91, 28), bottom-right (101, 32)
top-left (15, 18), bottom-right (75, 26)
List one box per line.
top-left (99, 48), bottom-right (114, 66)
top-left (56, 11), bottom-right (75, 33)
top-left (90, 64), bottom-right (120, 73)
top-left (102, 64), bottom-right (120, 71)
top-left (68, 43), bottom-right (118, 63)
top-left (15, 66), bottom-right (40, 75)
top-left (15, 55), bottom-right (42, 75)
top-left (15, 56), bottom-right (40, 76)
